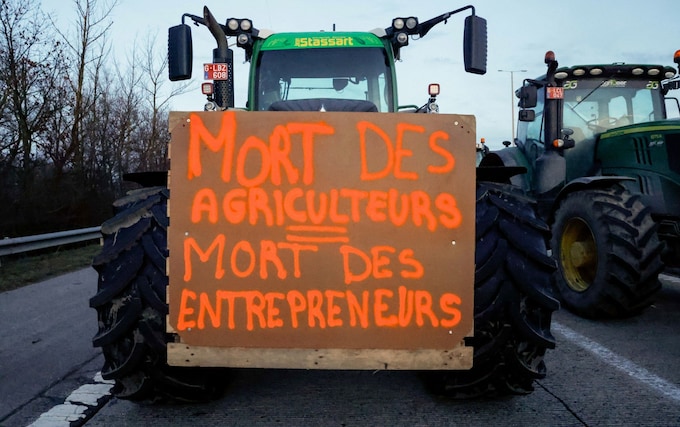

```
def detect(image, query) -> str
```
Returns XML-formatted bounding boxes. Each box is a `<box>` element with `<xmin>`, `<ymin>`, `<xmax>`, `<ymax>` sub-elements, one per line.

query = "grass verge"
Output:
<box><xmin>0</xmin><ymin>244</ymin><xmax>100</xmax><ymax>293</ymax></box>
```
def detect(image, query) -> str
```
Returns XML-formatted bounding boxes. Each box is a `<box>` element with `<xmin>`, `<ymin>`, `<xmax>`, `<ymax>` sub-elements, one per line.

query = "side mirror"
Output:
<box><xmin>518</xmin><ymin>85</ymin><xmax>537</xmax><ymax>108</ymax></box>
<box><xmin>463</xmin><ymin>15</ymin><xmax>487</xmax><ymax>75</ymax></box>
<box><xmin>519</xmin><ymin>109</ymin><xmax>535</xmax><ymax>122</ymax></box>
<box><xmin>333</xmin><ymin>78</ymin><xmax>349</xmax><ymax>91</ymax></box>
<box><xmin>168</xmin><ymin>24</ymin><xmax>193</xmax><ymax>81</ymax></box>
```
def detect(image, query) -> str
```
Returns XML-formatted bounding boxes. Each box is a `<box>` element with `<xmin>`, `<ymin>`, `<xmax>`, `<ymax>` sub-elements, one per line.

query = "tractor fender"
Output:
<box><xmin>550</xmin><ymin>175</ymin><xmax>635</xmax><ymax>222</ymax></box>
<box><xmin>478</xmin><ymin>147</ymin><xmax>532</xmax><ymax>190</ymax></box>
<box><xmin>123</xmin><ymin>171</ymin><xmax>168</xmax><ymax>187</ymax></box>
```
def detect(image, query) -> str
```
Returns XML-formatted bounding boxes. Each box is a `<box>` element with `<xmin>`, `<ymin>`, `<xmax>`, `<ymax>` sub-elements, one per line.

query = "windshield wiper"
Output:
<box><xmin>571</xmin><ymin>79</ymin><xmax>606</xmax><ymax>109</ymax></box>
<box><xmin>566</xmin><ymin>102</ymin><xmax>591</xmax><ymax>125</ymax></box>
<box><xmin>565</xmin><ymin>79</ymin><xmax>608</xmax><ymax>125</ymax></box>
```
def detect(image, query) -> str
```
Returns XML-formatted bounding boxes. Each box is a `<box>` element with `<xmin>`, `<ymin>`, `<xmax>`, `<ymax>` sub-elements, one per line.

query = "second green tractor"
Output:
<box><xmin>481</xmin><ymin>51</ymin><xmax>680</xmax><ymax>318</ymax></box>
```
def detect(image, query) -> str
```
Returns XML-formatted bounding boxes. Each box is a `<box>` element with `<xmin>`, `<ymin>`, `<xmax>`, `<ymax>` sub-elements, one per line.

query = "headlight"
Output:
<box><xmin>405</xmin><ymin>17</ymin><xmax>418</xmax><ymax>30</ymax></box>
<box><xmin>227</xmin><ymin>19</ymin><xmax>239</xmax><ymax>31</ymax></box>
<box><xmin>237</xmin><ymin>33</ymin><xmax>250</xmax><ymax>45</ymax></box>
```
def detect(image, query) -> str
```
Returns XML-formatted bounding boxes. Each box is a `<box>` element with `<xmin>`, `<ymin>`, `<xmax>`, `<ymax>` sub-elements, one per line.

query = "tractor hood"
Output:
<box><xmin>597</xmin><ymin>118</ymin><xmax>680</xmax><ymax>216</ymax></box>
<box><xmin>598</xmin><ymin>118</ymin><xmax>680</xmax><ymax>141</ymax></box>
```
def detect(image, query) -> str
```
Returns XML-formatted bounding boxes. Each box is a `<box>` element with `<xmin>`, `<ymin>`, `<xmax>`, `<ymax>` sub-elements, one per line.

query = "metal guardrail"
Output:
<box><xmin>0</xmin><ymin>227</ymin><xmax>102</xmax><ymax>258</ymax></box>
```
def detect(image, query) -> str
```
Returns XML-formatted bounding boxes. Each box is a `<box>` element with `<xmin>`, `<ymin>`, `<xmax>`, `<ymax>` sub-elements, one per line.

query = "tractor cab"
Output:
<box><xmin>251</xmin><ymin>32</ymin><xmax>396</xmax><ymax>112</ymax></box>
<box><xmin>169</xmin><ymin>6</ymin><xmax>488</xmax><ymax>112</ymax></box>
<box><xmin>515</xmin><ymin>61</ymin><xmax>677</xmax><ymax>184</ymax></box>
<box><xmin>517</xmin><ymin>63</ymin><xmax>675</xmax><ymax>182</ymax></box>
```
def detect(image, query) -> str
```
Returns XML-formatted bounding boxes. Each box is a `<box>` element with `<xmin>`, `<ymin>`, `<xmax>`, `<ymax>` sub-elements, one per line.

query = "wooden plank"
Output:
<box><xmin>168</xmin><ymin>343</ymin><xmax>472</xmax><ymax>370</ymax></box>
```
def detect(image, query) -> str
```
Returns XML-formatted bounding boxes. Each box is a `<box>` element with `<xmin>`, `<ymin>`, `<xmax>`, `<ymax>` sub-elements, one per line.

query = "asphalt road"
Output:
<box><xmin>2</xmin><ymin>269</ymin><xmax>679</xmax><ymax>426</ymax></box>
<box><xmin>0</xmin><ymin>268</ymin><xmax>101</xmax><ymax>426</ymax></box>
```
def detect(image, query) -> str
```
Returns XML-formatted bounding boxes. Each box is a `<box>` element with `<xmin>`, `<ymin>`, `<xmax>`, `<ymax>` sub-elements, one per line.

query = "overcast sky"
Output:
<box><xmin>43</xmin><ymin>0</ymin><xmax>680</xmax><ymax>149</ymax></box>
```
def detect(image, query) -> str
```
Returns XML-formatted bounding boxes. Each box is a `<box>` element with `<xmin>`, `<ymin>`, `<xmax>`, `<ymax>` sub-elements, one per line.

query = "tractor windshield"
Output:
<box><xmin>563</xmin><ymin>78</ymin><xmax>666</xmax><ymax>141</ymax></box>
<box><xmin>253</xmin><ymin>47</ymin><xmax>394</xmax><ymax>112</ymax></box>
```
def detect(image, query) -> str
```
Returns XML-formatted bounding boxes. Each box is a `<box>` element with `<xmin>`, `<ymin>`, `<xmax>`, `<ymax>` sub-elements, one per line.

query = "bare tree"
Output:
<box><xmin>134</xmin><ymin>34</ymin><xmax>191</xmax><ymax>172</ymax></box>
<box><xmin>50</xmin><ymin>0</ymin><xmax>117</xmax><ymax>177</ymax></box>
<box><xmin>0</xmin><ymin>0</ymin><xmax>69</xmax><ymax>235</ymax></box>
<box><xmin>100</xmin><ymin>47</ymin><xmax>144</xmax><ymax>195</ymax></box>
<box><xmin>0</xmin><ymin>0</ymin><xmax>63</xmax><ymax>187</ymax></box>
<box><xmin>0</xmin><ymin>0</ymin><xmax>195</xmax><ymax>235</ymax></box>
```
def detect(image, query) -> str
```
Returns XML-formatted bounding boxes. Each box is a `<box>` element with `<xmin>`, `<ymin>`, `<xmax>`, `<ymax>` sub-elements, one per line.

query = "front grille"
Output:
<box><xmin>634</xmin><ymin>136</ymin><xmax>653</xmax><ymax>165</ymax></box>
<box><xmin>637</xmin><ymin>174</ymin><xmax>653</xmax><ymax>195</ymax></box>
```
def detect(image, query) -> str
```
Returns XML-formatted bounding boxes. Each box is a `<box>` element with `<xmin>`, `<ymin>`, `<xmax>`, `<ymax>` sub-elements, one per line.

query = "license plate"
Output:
<box><xmin>546</xmin><ymin>87</ymin><xmax>564</xmax><ymax>99</ymax></box>
<box><xmin>204</xmin><ymin>63</ymin><xmax>229</xmax><ymax>81</ymax></box>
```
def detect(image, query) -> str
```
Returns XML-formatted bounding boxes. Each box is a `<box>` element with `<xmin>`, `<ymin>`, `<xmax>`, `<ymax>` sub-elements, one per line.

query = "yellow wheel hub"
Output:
<box><xmin>560</xmin><ymin>218</ymin><xmax>597</xmax><ymax>292</ymax></box>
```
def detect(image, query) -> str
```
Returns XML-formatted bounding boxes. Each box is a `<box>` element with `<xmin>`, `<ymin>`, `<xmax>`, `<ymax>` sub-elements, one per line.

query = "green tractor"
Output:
<box><xmin>480</xmin><ymin>50</ymin><xmax>680</xmax><ymax>318</ymax></box>
<box><xmin>89</xmin><ymin>6</ymin><xmax>559</xmax><ymax>401</ymax></box>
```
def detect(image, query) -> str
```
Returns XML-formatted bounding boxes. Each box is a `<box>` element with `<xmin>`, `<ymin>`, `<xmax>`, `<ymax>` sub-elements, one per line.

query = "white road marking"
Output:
<box><xmin>27</xmin><ymin>372</ymin><xmax>113</xmax><ymax>426</ymax></box>
<box><xmin>552</xmin><ymin>321</ymin><xmax>680</xmax><ymax>402</ymax></box>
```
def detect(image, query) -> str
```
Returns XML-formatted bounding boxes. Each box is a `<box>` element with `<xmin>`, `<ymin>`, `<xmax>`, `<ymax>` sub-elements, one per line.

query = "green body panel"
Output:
<box><xmin>596</xmin><ymin>119</ymin><xmax>680</xmax><ymax>218</ymax></box>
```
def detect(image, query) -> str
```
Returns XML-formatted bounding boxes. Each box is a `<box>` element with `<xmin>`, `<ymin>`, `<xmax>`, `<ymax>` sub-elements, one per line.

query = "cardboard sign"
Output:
<box><xmin>166</xmin><ymin>111</ymin><xmax>476</xmax><ymax>368</ymax></box>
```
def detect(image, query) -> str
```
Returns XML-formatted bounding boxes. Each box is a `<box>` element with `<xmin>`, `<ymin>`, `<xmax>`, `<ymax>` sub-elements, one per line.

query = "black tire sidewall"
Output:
<box><xmin>551</xmin><ymin>190</ymin><xmax>609</xmax><ymax>314</ymax></box>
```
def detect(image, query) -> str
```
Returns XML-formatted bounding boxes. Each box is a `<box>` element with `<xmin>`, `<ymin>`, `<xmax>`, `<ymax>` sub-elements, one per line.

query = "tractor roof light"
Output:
<box><xmin>632</xmin><ymin>67</ymin><xmax>644</xmax><ymax>76</ymax></box>
<box><xmin>554</xmin><ymin>71</ymin><xmax>568</xmax><ymax>79</ymax></box>
<box><xmin>405</xmin><ymin>17</ymin><xmax>418</xmax><ymax>30</ymax></box>
<box><xmin>429</xmin><ymin>83</ymin><xmax>440</xmax><ymax>96</ymax></box>
<box><xmin>392</xmin><ymin>17</ymin><xmax>418</xmax><ymax>33</ymax></box>
<box><xmin>544</xmin><ymin>50</ymin><xmax>555</xmax><ymax>63</ymax></box>
<box><xmin>240</xmin><ymin>19</ymin><xmax>252</xmax><ymax>31</ymax></box>
<box><xmin>396</xmin><ymin>32</ymin><xmax>408</xmax><ymax>45</ymax></box>
<box><xmin>227</xmin><ymin>18</ymin><xmax>239</xmax><ymax>31</ymax></box>
<box><xmin>573</xmin><ymin>68</ymin><xmax>586</xmax><ymax>77</ymax></box>
<box><xmin>589</xmin><ymin>68</ymin><xmax>603</xmax><ymax>76</ymax></box>
<box><xmin>226</xmin><ymin>18</ymin><xmax>253</xmax><ymax>34</ymax></box>
<box><xmin>201</xmin><ymin>82</ymin><xmax>214</xmax><ymax>95</ymax></box>
<box><xmin>665</xmin><ymin>70</ymin><xmax>676</xmax><ymax>79</ymax></box>
<box><xmin>674</xmin><ymin>49</ymin><xmax>680</xmax><ymax>65</ymax></box>
<box><xmin>647</xmin><ymin>68</ymin><xmax>660</xmax><ymax>76</ymax></box>
<box><xmin>237</xmin><ymin>33</ymin><xmax>251</xmax><ymax>46</ymax></box>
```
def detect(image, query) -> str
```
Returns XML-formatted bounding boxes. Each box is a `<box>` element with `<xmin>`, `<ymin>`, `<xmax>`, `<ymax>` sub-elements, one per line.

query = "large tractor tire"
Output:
<box><xmin>423</xmin><ymin>182</ymin><xmax>559</xmax><ymax>397</ymax></box>
<box><xmin>92</xmin><ymin>183</ymin><xmax>558</xmax><ymax>401</ymax></box>
<box><xmin>551</xmin><ymin>184</ymin><xmax>664</xmax><ymax>318</ymax></box>
<box><xmin>90</xmin><ymin>187</ymin><xmax>227</xmax><ymax>402</ymax></box>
